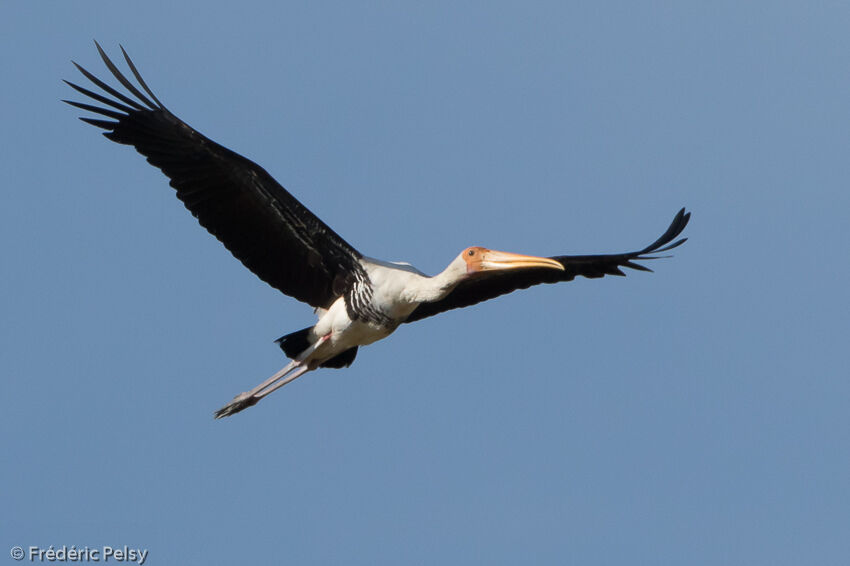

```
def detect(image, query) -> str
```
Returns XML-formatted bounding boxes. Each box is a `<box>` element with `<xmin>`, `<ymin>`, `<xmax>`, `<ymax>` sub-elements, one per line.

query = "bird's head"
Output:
<box><xmin>460</xmin><ymin>246</ymin><xmax>565</xmax><ymax>275</ymax></box>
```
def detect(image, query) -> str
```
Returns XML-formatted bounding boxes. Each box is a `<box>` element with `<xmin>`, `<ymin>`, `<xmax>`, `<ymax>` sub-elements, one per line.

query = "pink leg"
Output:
<box><xmin>254</xmin><ymin>364</ymin><xmax>313</xmax><ymax>399</ymax></box>
<box><xmin>214</xmin><ymin>333</ymin><xmax>331</xmax><ymax>419</ymax></box>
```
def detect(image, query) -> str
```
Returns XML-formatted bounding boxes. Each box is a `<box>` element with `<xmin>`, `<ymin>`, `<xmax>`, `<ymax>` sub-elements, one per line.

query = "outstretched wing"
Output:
<box><xmin>404</xmin><ymin>208</ymin><xmax>690</xmax><ymax>323</ymax></box>
<box><xmin>65</xmin><ymin>42</ymin><xmax>363</xmax><ymax>309</ymax></box>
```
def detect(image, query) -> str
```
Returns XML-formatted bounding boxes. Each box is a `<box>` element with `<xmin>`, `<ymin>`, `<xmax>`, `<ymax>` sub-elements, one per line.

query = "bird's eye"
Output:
<box><xmin>467</xmin><ymin>249</ymin><xmax>475</xmax><ymax>257</ymax></box>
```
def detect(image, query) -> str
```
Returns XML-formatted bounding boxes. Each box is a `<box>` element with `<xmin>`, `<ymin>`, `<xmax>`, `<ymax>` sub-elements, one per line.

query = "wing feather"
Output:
<box><xmin>65</xmin><ymin>42</ymin><xmax>363</xmax><ymax>309</ymax></box>
<box><xmin>404</xmin><ymin>209</ymin><xmax>690</xmax><ymax>323</ymax></box>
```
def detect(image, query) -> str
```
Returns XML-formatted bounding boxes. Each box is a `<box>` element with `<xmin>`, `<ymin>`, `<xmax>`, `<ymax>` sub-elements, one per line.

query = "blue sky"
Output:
<box><xmin>2</xmin><ymin>2</ymin><xmax>848</xmax><ymax>564</ymax></box>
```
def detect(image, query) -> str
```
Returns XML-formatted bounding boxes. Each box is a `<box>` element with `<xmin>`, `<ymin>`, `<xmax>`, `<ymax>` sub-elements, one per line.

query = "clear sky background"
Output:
<box><xmin>2</xmin><ymin>2</ymin><xmax>848</xmax><ymax>565</ymax></box>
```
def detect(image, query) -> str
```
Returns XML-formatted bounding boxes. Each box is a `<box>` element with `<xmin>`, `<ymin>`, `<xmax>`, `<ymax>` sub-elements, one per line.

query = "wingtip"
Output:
<box><xmin>93</xmin><ymin>40</ymin><xmax>108</xmax><ymax>63</ymax></box>
<box><xmin>670</xmin><ymin>208</ymin><xmax>691</xmax><ymax>237</ymax></box>
<box><xmin>78</xmin><ymin>116</ymin><xmax>117</xmax><ymax>130</ymax></box>
<box><xmin>94</xmin><ymin>40</ymin><xmax>113</xmax><ymax>67</ymax></box>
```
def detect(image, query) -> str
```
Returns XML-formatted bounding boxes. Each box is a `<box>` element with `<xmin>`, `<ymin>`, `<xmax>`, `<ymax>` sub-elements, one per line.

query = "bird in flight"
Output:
<box><xmin>65</xmin><ymin>43</ymin><xmax>690</xmax><ymax>418</ymax></box>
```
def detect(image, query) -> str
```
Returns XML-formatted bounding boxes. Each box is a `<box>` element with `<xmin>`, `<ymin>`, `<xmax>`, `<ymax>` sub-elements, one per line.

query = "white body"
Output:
<box><xmin>306</xmin><ymin>256</ymin><xmax>459</xmax><ymax>365</ymax></box>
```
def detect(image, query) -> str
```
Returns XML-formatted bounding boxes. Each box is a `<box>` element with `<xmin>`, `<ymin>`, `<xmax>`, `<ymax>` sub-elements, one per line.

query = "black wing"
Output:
<box><xmin>404</xmin><ymin>208</ymin><xmax>690</xmax><ymax>323</ymax></box>
<box><xmin>64</xmin><ymin>42</ymin><xmax>364</xmax><ymax>310</ymax></box>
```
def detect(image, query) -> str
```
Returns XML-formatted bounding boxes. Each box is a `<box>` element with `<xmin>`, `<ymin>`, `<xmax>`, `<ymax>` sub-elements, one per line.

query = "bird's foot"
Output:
<box><xmin>214</xmin><ymin>392</ymin><xmax>258</xmax><ymax>419</ymax></box>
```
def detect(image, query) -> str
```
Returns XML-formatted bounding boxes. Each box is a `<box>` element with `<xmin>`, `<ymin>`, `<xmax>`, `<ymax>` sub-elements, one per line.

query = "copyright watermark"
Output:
<box><xmin>10</xmin><ymin>546</ymin><xmax>148</xmax><ymax>564</ymax></box>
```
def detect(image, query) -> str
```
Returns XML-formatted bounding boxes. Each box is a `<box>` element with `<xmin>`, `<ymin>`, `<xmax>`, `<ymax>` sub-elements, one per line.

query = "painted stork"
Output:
<box><xmin>65</xmin><ymin>44</ymin><xmax>691</xmax><ymax>418</ymax></box>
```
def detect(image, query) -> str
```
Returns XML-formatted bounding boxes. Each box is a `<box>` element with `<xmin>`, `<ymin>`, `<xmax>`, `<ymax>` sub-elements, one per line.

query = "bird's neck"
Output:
<box><xmin>409</xmin><ymin>257</ymin><xmax>467</xmax><ymax>303</ymax></box>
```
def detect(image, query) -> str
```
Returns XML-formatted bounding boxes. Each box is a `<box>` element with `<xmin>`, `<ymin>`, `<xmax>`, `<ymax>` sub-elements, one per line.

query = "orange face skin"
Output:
<box><xmin>461</xmin><ymin>246</ymin><xmax>488</xmax><ymax>273</ymax></box>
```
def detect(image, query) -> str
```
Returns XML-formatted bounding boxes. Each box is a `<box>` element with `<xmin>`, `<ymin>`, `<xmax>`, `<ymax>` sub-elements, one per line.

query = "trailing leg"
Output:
<box><xmin>214</xmin><ymin>333</ymin><xmax>330</xmax><ymax>419</ymax></box>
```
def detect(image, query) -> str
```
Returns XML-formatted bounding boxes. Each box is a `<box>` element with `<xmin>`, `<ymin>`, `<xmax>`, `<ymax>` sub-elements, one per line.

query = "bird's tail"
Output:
<box><xmin>275</xmin><ymin>327</ymin><xmax>313</xmax><ymax>359</ymax></box>
<box><xmin>274</xmin><ymin>327</ymin><xmax>358</xmax><ymax>369</ymax></box>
